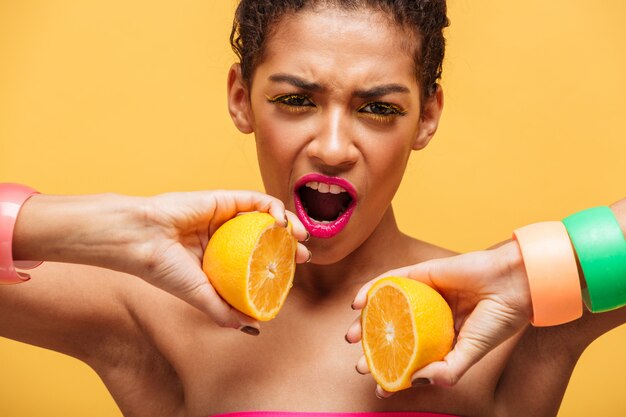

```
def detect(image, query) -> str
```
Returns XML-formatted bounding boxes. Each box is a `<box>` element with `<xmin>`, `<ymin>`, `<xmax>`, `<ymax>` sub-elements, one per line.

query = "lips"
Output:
<box><xmin>294</xmin><ymin>173</ymin><xmax>357</xmax><ymax>239</ymax></box>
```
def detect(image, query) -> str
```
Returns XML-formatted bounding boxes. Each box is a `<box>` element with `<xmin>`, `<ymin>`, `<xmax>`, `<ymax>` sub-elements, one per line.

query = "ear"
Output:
<box><xmin>227</xmin><ymin>63</ymin><xmax>254</xmax><ymax>134</ymax></box>
<box><xmin>412</xmin><ymin>84</ymin><xmax>444</xmax><ymax>150</ymax></box>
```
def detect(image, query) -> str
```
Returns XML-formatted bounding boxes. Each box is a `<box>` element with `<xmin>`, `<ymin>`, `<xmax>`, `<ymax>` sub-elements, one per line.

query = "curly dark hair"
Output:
<box><xmin>230</xmin><ymin>0</ymin><xmax>449</xmax><ymax>100</ymax></box>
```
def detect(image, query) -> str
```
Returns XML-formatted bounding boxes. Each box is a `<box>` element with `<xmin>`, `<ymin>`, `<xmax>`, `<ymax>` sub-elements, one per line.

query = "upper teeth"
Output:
<box><xmin>305</xmin><ymin>181</ymin><xmax>346</xmax><ymax>194</ymax></box>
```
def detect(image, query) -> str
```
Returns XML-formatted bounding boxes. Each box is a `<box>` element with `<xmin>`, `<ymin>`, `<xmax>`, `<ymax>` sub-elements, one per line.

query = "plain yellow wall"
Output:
<box><xmin>1</xmin><ymin>1</ymin><xmax>625</xmax><ymax>416</ymax></box>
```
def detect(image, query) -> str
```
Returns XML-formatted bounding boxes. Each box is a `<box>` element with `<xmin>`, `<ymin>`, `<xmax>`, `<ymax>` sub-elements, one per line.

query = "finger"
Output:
<box><xmin>405</xmin><ymin>251</ymin><xmax>496</xmax><ymax>290</ymax></box>
<box><xmin>355</xmin><ymin>355</ymin><xmax>370</xmax><ymax>375</ymax></box>
<box><xmin>268</xmin><ymin>203</ymin><xmax>288</xmax><ymax>227</ymax></box>
<box><xmin>351</xmin><ymin>265</ymin><xmax>415</xmax><ymax>310</ymax></box>
<box><xmin>285</xmin><ymin>211</ymin><xmax>310</xmax><ymax>264</ymax></box>
<box><xmin>375</xmin><ymin>385</ymin><xmax>394</xmax><ymax>399</ymax></box>
<box><xmin>410</xmin><ymin>300</ymin><xmax>526</xmax><ymax>387</ymax></box>
<box><xmin>409</xmin><ymin>359</ymin><xmax>454</xmax><ymax>387</ymax></box>
<box><xmin>178</xmin><ymin>272</ymin><xmax>260</xmax><ymax>331</ymax></box>
<box><xmin>233</xmin><ymin>190</ymin><xmax>287</xmax><ymax>225</ymax></box>
<box><xmin>207</xmin><ymin>191</ymin><xmax>286</xmax><ymax>234</ymax></box>
<box><xmin>404</xmin><ymin>257</ymin><xmax>468</xmax><ymax>288</ymax></box>
<box><xmin>408</xmin><ymin>338</ymin><xmax>478</xmax><ymax>387</ymax></box>
<box><xmin>345</xmin><ymin>315</ymin><xmax>362</xmax><ymax>343</ymax></box>
<box><xmin>232</xmin><ymin>309</ymin><xmax>262</xmax><ymax>334</ymax></box>
<box><xmin>285</xmin><ymin>211</ymin><xmax>307</xmax><ymax>241</ymax></box>
<box><xmin>179</xmin><ymin>281</ymin><xmax>243</xmax><ymax>327</ymax></box>
<box><xmin>295</xmin><ymin>243</ymin><xmax>312</xmax><ymax>264</ymax></box>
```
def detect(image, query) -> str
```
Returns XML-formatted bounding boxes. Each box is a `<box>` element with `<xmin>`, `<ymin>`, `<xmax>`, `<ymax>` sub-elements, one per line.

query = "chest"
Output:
<box><xmin>166</xmin><ymin>307</ymin><xmax>498</xmax><ymax>416</ymax></box>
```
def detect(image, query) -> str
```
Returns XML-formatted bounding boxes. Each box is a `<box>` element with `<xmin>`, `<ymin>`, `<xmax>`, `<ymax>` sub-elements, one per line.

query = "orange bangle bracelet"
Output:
<box><xmin>513</xmin><ymin>221</ymin><xmax>583</xmax><ymax>326</ymax></box>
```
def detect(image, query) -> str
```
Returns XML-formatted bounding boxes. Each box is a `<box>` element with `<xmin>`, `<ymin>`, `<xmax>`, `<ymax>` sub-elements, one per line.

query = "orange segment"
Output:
<box><xmin>202</xmin><ymin>212</ymin><xmax>297</xmax><ymax>321</ymax></box>
<box><xmin>361</xmin><ymin>277</ymin><xmax>454</xmax><ymax>392</ymax></box>
<box><xmin>365</xmin><ymin>285</ymin><xmax>416</xmax><ymax>383</ymax></box>
<box><xmin>248</xmin><ymin>226</ymin><xmax>296</xmax><ymax>318</ymax></box>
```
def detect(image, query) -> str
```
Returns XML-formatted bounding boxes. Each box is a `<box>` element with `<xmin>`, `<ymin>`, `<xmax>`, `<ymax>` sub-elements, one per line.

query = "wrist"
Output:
<box><xmin>563</xmin><ymin>206</ymin><xmax>626</xmax><ymax>312</ymax></box>
<box><xmin>0</xmin><ymin>183</ymin><xmax>41</xmax><ymax>283</ymax></box>
<box><xmin>609</xmin><ymin>199</ymin><xmax>626</xmax><ymax>236</ymax></box>
<box><xmin>13</xmin><ymin>193</ymin><xmax>148</xmax><ymax>274</ymax></box>
<box><xmin>494</xmin><ymin>240</ymin><xmax>533</xmax><ymax>320</ymax></box>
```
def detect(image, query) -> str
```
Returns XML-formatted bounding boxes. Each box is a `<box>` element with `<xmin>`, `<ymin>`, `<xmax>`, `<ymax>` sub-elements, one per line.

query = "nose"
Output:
<box><xmin>306</xmin><ymin>107</ymin><xmax>359</xmax><ymax>170</ymax></box>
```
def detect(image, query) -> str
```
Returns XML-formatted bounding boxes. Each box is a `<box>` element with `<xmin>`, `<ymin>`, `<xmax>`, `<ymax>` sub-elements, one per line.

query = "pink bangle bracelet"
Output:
<box><xmin>0</xmin><ymin>183</ymin><xmax>43</xmax><ymax>284</ymax></box>
<box><xmin>513</xmin><ymin>221</ymin><xmax>583</xmax><ymax>326</ymax></box>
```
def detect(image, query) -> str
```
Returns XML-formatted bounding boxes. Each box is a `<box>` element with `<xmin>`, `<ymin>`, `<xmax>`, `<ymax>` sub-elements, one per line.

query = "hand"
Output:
<box><xmin>14</xmin><ymin>190</ymin><xmax>309</xmax><ymax>332</ymax></box>
<box><xmin>346</xmin><ymin>241</ymin><xmax>532</xmax><ymax>396</ymax></box>
<box><xmin>128</xmin><ymin>190</ymin><xmax>310</xmax><ymax>331</ymax></box>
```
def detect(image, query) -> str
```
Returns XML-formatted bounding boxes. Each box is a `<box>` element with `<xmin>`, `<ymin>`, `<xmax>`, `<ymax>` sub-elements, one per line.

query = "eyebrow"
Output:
<box><xmin>268</xmin><ymin>73</ymin><xmax>411</xmax><ymax>98</ymax></box>
<box><xmin>268</xmin><ymin>74</ymin><xmax>323</xmax><ymax>92</ymax></box>
<box><xmin>354</xmin><ymin>84</ymin><xmax>411</xmax><ymax>99</ymax></box>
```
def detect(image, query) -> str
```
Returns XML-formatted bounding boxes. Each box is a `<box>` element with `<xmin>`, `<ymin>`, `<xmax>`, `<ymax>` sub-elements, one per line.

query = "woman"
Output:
<box><xmin>2</xmin><ymin>1</ymin><xmax>625</xmax><ymax>416</ymax></box>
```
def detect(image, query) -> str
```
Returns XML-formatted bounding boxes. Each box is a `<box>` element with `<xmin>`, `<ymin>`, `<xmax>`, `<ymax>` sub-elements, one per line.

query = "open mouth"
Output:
<box><xmin>294</xmin><ymin>174</ymin><xmax>357</xmax><ymax>239</ymax></box>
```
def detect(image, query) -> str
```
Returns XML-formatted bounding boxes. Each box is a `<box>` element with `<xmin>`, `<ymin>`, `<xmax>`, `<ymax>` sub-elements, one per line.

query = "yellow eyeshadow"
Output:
<box><xmin>358</xmin><ymin>112</ymin><xmax>399</xmax><ymax>124</ymax></box>
<box><xmin>266</xmin><ymin>94</ymin><xmax>315</xmax><ymax>114</ymax></box>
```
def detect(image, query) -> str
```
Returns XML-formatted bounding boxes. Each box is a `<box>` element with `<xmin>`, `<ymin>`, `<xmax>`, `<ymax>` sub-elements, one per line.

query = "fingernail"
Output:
<box><xmin>350</xmin><ymin>301</ymin><xmax>356</xmax><ymax>310</ymax></box>
<box><xmin>306</xmin><ymin>250</ymin><xmax>313</xmax><ymax>263</ymax></box>
<box><xmin>355</xmin><ymin>364</ymin><xmax>366</xmax><ymax>375</ymax></box>
<box><xmin>344</xmin><ymin>333</ymin><xmax>351</xmax><ymax>343</ymax></box>
<box><xmin>240</xmin><ymin>326</ymin><xmax>260</xmax><ymax>336</ymax></box>
<box><xmin>411</xmin><ymin>378</ymin><xmax>431</xmax><ymax>386</ymax></box>
<box><xmin>303</xmin><ymin>231</ymin><xmax>310</xmax><ymax>242</ymax></box>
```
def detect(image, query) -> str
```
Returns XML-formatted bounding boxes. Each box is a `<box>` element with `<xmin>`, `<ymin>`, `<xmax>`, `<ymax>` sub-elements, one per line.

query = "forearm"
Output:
<box><xmin>491</xmin><ymin>197</ymin><xmax>626</xmax><ymax>293</ymax></box>
<box><xmin>565</xmin><ymin>197</ymin><xmax>626</xmax><ymax>343</ymax></box>
<box><xmin>3</xmin><ymin>193</ymin><xmax>156</xmax><ymax>355</ymax></box>
<box><xmin>12</xmin><ymin>193</ymin><xmax>150</xmax><ymax>276</ymax></box>
<box><xmin>3</xmin><ymin>188</ymin><xmax>295</xmax><ymax>334</ymax></box>
<box><xmin>501</xmin><ymin>197</ymin><xmax>626</xmax><ymax>347</ymax></box>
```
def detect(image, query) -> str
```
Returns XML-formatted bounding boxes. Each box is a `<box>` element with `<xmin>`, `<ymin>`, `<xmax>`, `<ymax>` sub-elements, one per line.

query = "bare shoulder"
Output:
<box><xmin>400</xmin><ymin>232</ymin><xmax>459</xmax><ymax>263</ymax></box>
<box><xmin>0</xmin><ymin>262</ymin><xmax>188</xmax><ymax>415</ymax></box>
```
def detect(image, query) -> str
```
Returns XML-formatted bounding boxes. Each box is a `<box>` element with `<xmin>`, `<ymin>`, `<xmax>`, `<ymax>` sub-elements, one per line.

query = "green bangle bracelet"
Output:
<box><xmin>563</xmin><ymin>206</ymin><xmax>626</xmax><ymax>312</ymax></box>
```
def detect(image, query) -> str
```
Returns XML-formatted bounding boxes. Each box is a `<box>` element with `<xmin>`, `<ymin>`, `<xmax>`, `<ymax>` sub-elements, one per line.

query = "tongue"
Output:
<box><xmin>299</xmin><ymin>187</ymin><xmax>351</xmax><ymax>221</ymax></box>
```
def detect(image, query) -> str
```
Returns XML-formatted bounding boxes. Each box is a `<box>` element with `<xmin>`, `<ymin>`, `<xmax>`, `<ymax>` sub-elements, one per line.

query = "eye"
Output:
<box><xmin>267</xmin><ymin>94</ymin><xmax>315</xmax><ymax>112</ymax></box>
<box><xmin>358</xmin><ymin>102</ymin><xmax>406</xmax><ymax>116</ymax></box>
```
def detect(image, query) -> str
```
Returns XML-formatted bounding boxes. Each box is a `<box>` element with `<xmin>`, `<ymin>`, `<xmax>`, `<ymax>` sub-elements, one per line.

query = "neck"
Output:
<box><xmin>293</xmin><ymin>207</ymin><xmax>412</xmax><ymax>301</ymax></box>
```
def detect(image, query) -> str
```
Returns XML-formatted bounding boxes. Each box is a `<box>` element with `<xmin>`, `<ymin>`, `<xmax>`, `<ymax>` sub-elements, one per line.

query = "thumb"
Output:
<box><xmin>180</xmin><ymin>278</ymin><xmax>260</xmax><ymax>331</ymax></box>
<box><xmin>146</xmin><ymin>245</ymin><xmax>260</xmax><ymax>332</ymax></box>
<box><xmin>409</xmin><ymin>337</ymin><xmax>486</xmax><ymax>387</ymax></box>
<box><xmin>351</xmin><ymin>265</ymin><xmax>416</xmax><ymax>310</ymax></box>
<box><xmin>410</xmin><ymin>298</ymin><xmax>527</xmax><ymax>387</ymax></box>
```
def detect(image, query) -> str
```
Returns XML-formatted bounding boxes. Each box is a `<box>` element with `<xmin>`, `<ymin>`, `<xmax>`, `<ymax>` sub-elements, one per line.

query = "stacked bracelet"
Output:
<box><xmin>0</xmin><ymin>183</ymin><xmax>42</xmax><ymax>284</ymax></box>
<box><xmin>513</xmin><ymin>221</ymin><xmax>583</xmax><ymax>326</ymax></box>
<box><xmin>563</xmin><ymin>206</ymin><xmax>626</xmax><ymax>312</ymax></box>
<box><xmin>514</xmin><ymin>206</ymin><xmax>626</xmax><ymax>325</ymax></box>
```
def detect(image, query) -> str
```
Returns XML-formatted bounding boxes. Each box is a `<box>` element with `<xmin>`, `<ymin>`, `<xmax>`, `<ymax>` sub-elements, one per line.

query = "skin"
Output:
<box><xmin>2</xmin><ymin>5</ymin><xmax>626</xmax><ymax>417</ymax></box>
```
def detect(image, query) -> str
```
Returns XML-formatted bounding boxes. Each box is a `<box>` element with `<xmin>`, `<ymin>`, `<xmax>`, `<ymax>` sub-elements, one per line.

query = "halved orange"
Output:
<box><xmin>202</xmin><ymin>212</ymin><xmax>297</xmax><ymax>321</ymax></box>
<box><xmin>361</xmin><ymin>276</ymin><xmax>454</xmax><ymax>391</ymax></box>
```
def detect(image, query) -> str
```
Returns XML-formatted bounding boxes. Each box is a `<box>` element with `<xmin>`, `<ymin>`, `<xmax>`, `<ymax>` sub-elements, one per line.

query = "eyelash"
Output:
<box><xmin>266</xmin><ymin>94</ymin><xmax>315</xmax><ymax>114</ymax></box>
<box><xmin>357</xmin><ymin>102</ymin><xmax>407</xmax><ymax>123</ymax></box>
<box><xmin>266</xmin><ymin>94</ymin><xmax>407</xmax><ymax>121</ymax></box>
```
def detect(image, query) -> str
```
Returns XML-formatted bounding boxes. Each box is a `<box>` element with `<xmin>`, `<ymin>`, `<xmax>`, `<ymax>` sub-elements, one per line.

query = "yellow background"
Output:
<box><xmin>1</xmin><ymin>1</ymin><xmax>625</xmax><ymax>416</ymax></box>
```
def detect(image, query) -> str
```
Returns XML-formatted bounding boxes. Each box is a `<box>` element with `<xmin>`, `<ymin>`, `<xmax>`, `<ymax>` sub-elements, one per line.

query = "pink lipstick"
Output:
<box><xmin>294</xmin><ymin>173</ymin><xmax>357</xmax><ymax>239</ymax></box>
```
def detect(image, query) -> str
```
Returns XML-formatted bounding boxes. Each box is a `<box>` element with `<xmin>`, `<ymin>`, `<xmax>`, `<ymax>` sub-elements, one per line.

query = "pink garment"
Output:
<box><xmin>212</xmin><ymin>412</ymin><xmax>460</xmax><ymax>417</ymax></box>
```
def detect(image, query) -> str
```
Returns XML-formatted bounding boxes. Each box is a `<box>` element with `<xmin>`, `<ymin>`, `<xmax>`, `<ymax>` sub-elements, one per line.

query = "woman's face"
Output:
<box><xmin>228</xmin><ymin>6</ymin><xmax>442</xmax><ymax>264</ymax></box>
